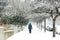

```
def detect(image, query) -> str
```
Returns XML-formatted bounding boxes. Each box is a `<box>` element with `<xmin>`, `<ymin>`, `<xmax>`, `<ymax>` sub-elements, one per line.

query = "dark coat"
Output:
<box><xmin>28</xmin><ymin>23</ymin><xmax>32</xmax><ymax>30</ymax></box>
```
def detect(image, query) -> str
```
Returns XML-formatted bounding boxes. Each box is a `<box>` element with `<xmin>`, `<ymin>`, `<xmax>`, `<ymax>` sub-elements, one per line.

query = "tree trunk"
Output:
<box><xmin>53</xmin><ymin>15</ymin><xmax>58</xmax><ymax>37</ymax></box>
<box><xmin>41</xmin><ymin>22</ymin><xmax>42</xmax><ymax>31</ymax></box>
<box><xmin>44</xmin><ymin>18</ymin><xmax>46</xmax><ymax>32</ymax></box>
<box><xmin>50</xmin><ymin>9</ymin><xmax>58</xmax><ymax>37</ymax></box>
<box><xmin>53</xmin><ymin>19</ymin><xmax>56</xmax><ymax>37</ymax></box>
<box><xmin>37</xmin><ymin>22</ymin><xmax>39</xmax><ymax>28</ymax></box>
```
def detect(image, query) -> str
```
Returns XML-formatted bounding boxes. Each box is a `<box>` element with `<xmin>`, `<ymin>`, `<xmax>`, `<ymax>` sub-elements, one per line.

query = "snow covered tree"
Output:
<box><xmin>30</xmin><ymin>0</ymin><xmax>60</xmax><ymax>37</ymax></box>
<box><xmin>9</xmin><ymin>15</ymin><xmax>29</xmax><ymax>30</ymax></box>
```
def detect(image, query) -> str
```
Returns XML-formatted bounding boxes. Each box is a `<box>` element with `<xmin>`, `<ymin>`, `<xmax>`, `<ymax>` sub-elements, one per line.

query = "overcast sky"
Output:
<box><xmin>20</xmin><ymin>0</ymin><xmax>25</xmax><ymax>2</ymax></box>
<box><xmin>20</xmin><ymin>0</ymin><xmax>34</xmax><ymax>2</ymax></box>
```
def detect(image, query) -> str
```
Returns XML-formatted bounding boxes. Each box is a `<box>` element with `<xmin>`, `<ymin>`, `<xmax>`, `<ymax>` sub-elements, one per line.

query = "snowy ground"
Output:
<box><xmin>7</xmin><ymin>22</ymin><xmax>60</xmax><ymax>40</ymax></box>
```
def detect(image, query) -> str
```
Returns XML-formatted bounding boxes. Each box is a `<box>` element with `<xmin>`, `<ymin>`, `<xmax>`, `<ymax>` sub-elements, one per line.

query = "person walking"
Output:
<box><xmin>28</xmin><ymin>23</ymin><xmax>32</xmax><ymax>33</ymax></box>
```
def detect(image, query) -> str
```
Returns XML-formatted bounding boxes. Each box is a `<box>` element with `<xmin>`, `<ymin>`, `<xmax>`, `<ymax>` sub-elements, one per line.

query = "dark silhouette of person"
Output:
<box><xmin>28</xmin><ymin>23</ymin><xmax>32</xmax><ymax>33</ymax></box>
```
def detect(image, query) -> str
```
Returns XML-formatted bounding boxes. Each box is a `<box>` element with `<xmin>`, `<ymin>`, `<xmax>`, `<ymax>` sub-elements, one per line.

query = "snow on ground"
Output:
<box><xmin>7</xmin><ymin>22</ymin><xmax>60</xmax><ymax>40</ymax></box>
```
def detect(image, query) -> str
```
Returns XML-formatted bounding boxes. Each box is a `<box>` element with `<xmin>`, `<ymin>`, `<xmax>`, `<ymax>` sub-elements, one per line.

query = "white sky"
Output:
<box><xmin>20</xmin><ymin>0</ymin><xmax>34</xmax><ymax>2</ymax></box>
<box><xmin>20</xmin><ymin>0</ymin><xmax>25</xmax><ymax>2</ymax></box>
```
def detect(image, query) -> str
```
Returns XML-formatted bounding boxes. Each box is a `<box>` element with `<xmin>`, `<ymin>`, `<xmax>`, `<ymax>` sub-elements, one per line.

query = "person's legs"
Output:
<box><xmin>29</xmin><ymin>29</ymin><xmax>31</xmax><ymax>33</ymax></box>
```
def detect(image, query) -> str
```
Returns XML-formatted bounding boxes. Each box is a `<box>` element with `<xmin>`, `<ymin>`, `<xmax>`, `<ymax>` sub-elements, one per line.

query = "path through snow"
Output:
<box><xmin>7</xmin><ymin>22</ymin><xmax>60</xmax><ymax>40</ymax></box>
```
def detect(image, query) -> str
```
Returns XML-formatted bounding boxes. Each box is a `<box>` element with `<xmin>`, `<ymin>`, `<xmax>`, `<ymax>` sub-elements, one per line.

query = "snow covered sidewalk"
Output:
<box><xmin>7</xmin><ymin>23</ymin><xmax>60</xmax><ymax>40</ymax></box>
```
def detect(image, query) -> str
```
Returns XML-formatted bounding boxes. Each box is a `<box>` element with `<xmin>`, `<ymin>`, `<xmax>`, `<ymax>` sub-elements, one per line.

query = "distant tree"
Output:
<box><xmin>9</xmin><ymin>16</ymin><xmax>28</xmax><ymax>25</ymax></box>
<box><xmin>1</xmin><ymin>15</ymin><xmax>29</xmax><ymax>30</ymax></box>
<box><xmin>1</xmin><ymin>16</ymin><xmax>10</xmax><ymax>24</ymax></box>
<box><xmin>9</xmin><ymin>15</ymin><xmax>29</xmax><ymax>30</ymax></box>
